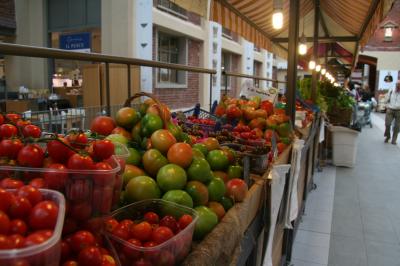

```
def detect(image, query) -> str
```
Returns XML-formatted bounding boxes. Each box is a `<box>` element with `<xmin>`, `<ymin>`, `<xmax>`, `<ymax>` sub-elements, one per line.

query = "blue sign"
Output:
<box><xmin>59</xmin><ymin>32</ymin><xmax>91</xmax><ymax>51</ymax></box>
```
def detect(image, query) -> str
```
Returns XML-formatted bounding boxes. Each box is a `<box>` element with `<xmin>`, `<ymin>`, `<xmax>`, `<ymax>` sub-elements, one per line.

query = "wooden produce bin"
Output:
<box><xmin>82</xmin><ymin>64</ymin><xmax>140</xmax><ymax>108</ymax></box>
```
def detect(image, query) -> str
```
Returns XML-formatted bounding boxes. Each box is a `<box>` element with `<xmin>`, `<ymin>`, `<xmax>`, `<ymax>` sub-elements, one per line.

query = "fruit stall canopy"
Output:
<box><xmin>174</xmin><ymin>0</ymin><xmax>395</xmax><ymax>66</ymax></box>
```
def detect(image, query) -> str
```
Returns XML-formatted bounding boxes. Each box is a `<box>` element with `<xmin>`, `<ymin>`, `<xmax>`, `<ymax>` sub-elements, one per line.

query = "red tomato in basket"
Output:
<box><xmin>93</xmin><ymin>162</ymin><xmax>114</xmax><ymax>186</ymax></box>
<box><xmin>144</xmin><ymin>211</ymin><xmax>159</xmax><ymax>225</ymax></box>
<box><xmin>130</xmin><ymin>221</ymin><xmax>152</xmax><ymax>242</ymax></box>
<box><xmin>29</xmin><ymin>200</ymin><xmax>59</xmax><ymax>230</ymax></box>
<box><xmin>0</xmin><ymin>210</ymin><xmax>10</xmax><ymax>234</ymax></box>
<box><xmin>9</xmin><ymin>196</ymin><xmax>32</xmax><ymax>219</ymax></box>
<box><xmin>9</xmin><ymin>219</ymin><xmax>27</xmax><ymax>235</ymax></box>
<box><xmin>178</xmin><ymin>214</ymin><xmax>193</xmax><ymax>230</ymax></box>
<box><xmin>69</xmin><ymin>201</ymin><xmax>92</xmax><ymax>221</ymax></box>
<box><xmin>143</xmin><ymin>241</ymin><xmax>160</xmax><ymax>261</ymax></box>
<box><xmin>9</xmin><ymin>234</ymin><xmax>25</xmax><ymax>248</ymax></box>
<box><xmin>67</xmin><ymin>132</ymin><xmax>88</xmax><ymax>149</ymax></box>
<box><xmin>47</xmin><ymin>137</ymin><xmax>75</xmax><ymax>163</ymax></box>
<box><xmin>67</xmin><ymin>154</ymin><xmax>94</xmax><ymax>170</ymax></box>
<box><xmin>23</xmin><ymin>230</ymin><xmax>53</xmax><ymax>247</ymax></box>
<box><xmin>151</xmin><ymin>226</ymin><xmax>174</xmax><ymax>244</ymax></box>
<box><xmin>0</xmin><ymin>114</ymin><xmax>3</xmax><ymax>125</ymax></box>
<box><xmin>104</xmin><ymin>218</ymin><xmax>119</xmax><ymax>233</ymax></box>
<box><xmin>0</xmin><ymin>188</ymin><xmax>14</xmax><ymax>212</ymax></box>
<box><xmin>93</xmin><ymin>140</ymin><xmax>115</xmax><ymax>160</ymax></box>
<box><xmin>61</xmin><ymin>240</ymin><xmax>71</xmax><ymax>261</ymax></box>
<box><xmin>78</xmin><ymin>246</ymin><xmax>103</xmax><ymax>266</ymax></box>
<box><xmin>17</xmin><ymin>185</ymin><xmax>43</xmax><ymax>206</ymax></box>
<box><xmin>111</xmin><ymin>225</ymin><xmax>130</xmax><ymax>240</ymax></box>
<box><xmin>0</xmin><ymin>234</ymin><xmax>12</xmax><ymax>249</ymax></box>
<box><xmin>0</xmin><ymin>139</ymin><xmax>23</xmax><ymax>159</ymax></box>
<box><xmin>43</xmin><ymin>163</ymin><xmax>68</xmax><ymax>190</ymax></box>
<box><xmin>66</xmin><ymin>178</ymin><xmax>92</xmax><ymax>202</ymax></box>
<box><xmin>90</xmin><ymin>116</ymin><xmax>116</xmax><ymax>136</ymax></box>
<box><xmin>5</xmin><ymin>114</ymin><xmax>21</xmax><ymax>123</ymax></box>
<box><xmin>22</xmin><ymin>125</ymin><xmax>42</xmax><ymax>138</ymax></box>
<box><xmin>28</xmin><ymin>178</ymin><xmax>47</xmax><ymax>189</ymax></box>
<box><xmin>122</xmin><ymin>238</ymin><xmax>142</xmax><ymax>260</ymax></box>
<box><xmin>119</xmin><ymin>219</ymin><xmax>135</xmax><ymax>230</ymax></box>
<box><xmin>92</xmin><ymin>186</ymin><xmax>113</xmax><ymax>215</ymax></box>
<box><xmin>157</xmin><ymin>250</ymin><xmax>176</xmax><ymax>266</ymax></box>
<box><xmin>159</xmin><ymin>215</ymin><xmax>179</xmax><ymax>233</ymax></box>
<box><xmin>62</xmin><ymin>261</ymin><xmax>78</xmax><ymax>266</ymax></box>
<box><xmin>0</xmin><ymin>124</ymin><xmax>18</xmax><ymax>139</ymax></box>
<box><xmin>71</xmin><ymin>230</ymin><xmax>97</xmax><ymax>253</ymax></box>
<box><xmin>133</xmin><ymin>258</ymin><xmax>153</xmax><ymax>266</ymax></box>
<box><xmin>62</xmin><ymin>218</ymin><xmax>77</xmax><ymax>236</ymax></box>
<box><xmin>17</xmin><ymin>144</ymin><xmax>44</xmax><ymax>168</ymax></box>
<box><xmin>101</xmin><ymin>254</ymin><xmax>117</xmax><ymax>266</ymax></box>
<box><xmin>0</xmin><ymin>178</ymin><xmax>24</xmax><ymax>189</ymax></box>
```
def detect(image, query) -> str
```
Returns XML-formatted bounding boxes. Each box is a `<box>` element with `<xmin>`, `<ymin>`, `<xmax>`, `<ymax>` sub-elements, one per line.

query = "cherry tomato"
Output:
<box><xmin>65</xmin><ymin>179</ymin><xmax>92</xmax><ymax>202</ymax></box>
<box><xmin>9</xmin><ymin>196</ymin><xmax>32</xmax><ymax>219</ymax></box>
<box><xmin>92</xmin><ymin>186</ymin><xmax>113</xmax><ymax>215</ymax></box>
<box><xmin>0</xmin><ymin>114</ymin><xmax>4</xmax><ymax>125</ymax></box>
<box><xmin>9</xmin><ymin>219</ymin><xmax>27</xmax><ymax>235</ymax></box>
<box><xmin>69</xmin><ymin>201</ymin><xmax>92</xmax><ymax>222</ymax></box>
<box><xmin>151</xmin><ymin>226</ymin><xmax>174</xmax><ymax>244</ymax></box>
<box><xmin>23</xmin><ymin>230</ymin><xmax>52</xmax><ymax>247</ymax></box>
<box><xmin>104</xmin><ymin>218</ymin><xmax>119</xmax><ymax>233</ymax></box>
<box><xmin>71</xmin><ymin>230</ymin><xmax>96</xmax><ymax>253</ymax></box>
<box><xmin>130</xmin><ymin>221</ymin><xmax>152</xmax><ymax>242</ymax></box>
<box><xmin>111</xmin><ymin>225</ymin><xmax>130</xmax><ymax>240</ymax></box>
<box><xmin>144</xmin><ymin>212</ymin><xmax>159</xmax><ymax>224</ymax></box>
<box><xmin>29</xmin><ymin>200</ymin><xmax>58</xmax><ymax>230</ymax></box>
<box><xmin>0</xmin><ymin>234</ymin><xmax>12</xmax><ymax>249</ymax></box>
<box><xmin>93</xmin><ymin>162</ymin><xmax>114</xmax><ymax>186</ymax></box>
<box><xmin>9</xmin><ymin>234</ymin><xmax>25</xmax><ymax>248</ymax></box>
<box><xmin>47</xmin><ymin>138</ymin><xmax>75</xmax><ymax>163</ymax></box>
<box><xmin>78</xmin><ymin>246</ymin><xmax>102</xmax><ymax>266</ymax></box>
<box><xmin>119</xmin><ymin>219</ymin><xmax>134</xmax><ymax>230</ymax></box>
<box><xmin>67</xmin><ymin>154</ymin><xmax>94</xmax><ymax>170</ymax></box>
<box><xmin>93</xmin><ymin>140</ymin><xmax>115</xmax><ymax>160</ymax></box>
<box><xmin>178</xmin><ymin>214</ymin><xmax>193</xmax><ymax>230</ymax></box>
<box><xmin>43</xmin><ymin>163</ymin><xmax>68</xmax><ymax>190</ymax></box>
<box><xmin>67</xmin><ymin>132</ymin><xmax>88</xmax><ymax>149</ymax></box>
<box><xmin>62</xmin><ymin>261</ymin><xmax>78</xmax><ymax>266</ymax></box>
<box><xmin>0</xmin><ymin>188</ymin><xmax>14</xmax><ymax>211</ymax></box>
<box><xmin>5</xmin><ymin>114</ymin><xmax>21</xmax><ymax>123</ymax></box>
<box><xmin>133</xmin><ymin>258</ymin><xmax>153</xmax><ymax>266</ymax></box>
<box><xmin>22</xmin><ymin>125</ymin><xmax>42</xmax><ymax>138</ymax></box>
<box><xmin>0</xmin><ymin>139</ymin><xmax>23</xmax><ymax>159</ymax></box>
<box><xmin>101</xmin><ymin>254</ymin><xmax>117</xmax><ymax>266</ymax></box>
<box><xmin>17</xmin><ymin>144</ymin><xmax>44</xmax><ymax>168</ymax></box>
<box><xmin>62</xmin><ymin>218</ymin><xmax>77</xmax><ymax>235</ymax></box>
<box><xmin>17</xmin><ymin>185</ymin><xmax>43</xmax><ymax>206</ymax></box>
<box><xmin>82</xmin><ymin>217</ymin><xmax>104</xmax><ymax>234</ymax></box>
<box><xmin>28</xmin><ymin>178</ymin><xmax>47</xmax><ymax>189</ymax></box>
<box><xmin>0</xmin><ymin>210</ymin><xmax>10</xmax><ymax>234</ymax></box>
<box><xmin>0</xmin><ymin>124</ymin><xmax>18</xmax><ymax>139</ymax></box>
<box><xmin>61</xmin><ymin>240</ymin><xmax>71</xmax><ymax>261</ymax></box>
<box><xmin>0</xmin><ymin>177</ymin><xmax>24</xmax><ymax>189</ymax></box>
<box><xmin>122</xmin><ymin>238</ymin><xmax>142</xmax><ymax>260</ymax></box>
<box><xmin>143</xmin><ymin>241</ymin><xmax>160</xmax><ymax>261</ymax></box>
<box><xmin>159</xmin><ymin>215</ymin><xmax>179</xmax><ymax>233</ymax></box>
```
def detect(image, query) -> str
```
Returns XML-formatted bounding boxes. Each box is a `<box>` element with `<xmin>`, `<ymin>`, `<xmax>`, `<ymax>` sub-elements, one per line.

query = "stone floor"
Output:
<box><xmin>291</xmin><ymin>113</ymin><xmax>400</xmax><ymax>266</ymax></box>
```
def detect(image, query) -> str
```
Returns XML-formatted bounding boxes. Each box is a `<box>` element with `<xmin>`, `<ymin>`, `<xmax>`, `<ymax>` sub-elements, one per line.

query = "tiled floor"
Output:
<box><xmin>292</xmin><ymin>113</ymin><xmax>400</xmax><ymax>266</ymax></box>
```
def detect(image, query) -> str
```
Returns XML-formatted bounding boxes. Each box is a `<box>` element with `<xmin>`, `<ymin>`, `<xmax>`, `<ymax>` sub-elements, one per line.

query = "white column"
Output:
<box><xmin>241</xmin><ymin>40</ymin><xmax>254</xmax><ymax>88</ymax></box>
<box><xmin>263</xmin><ymin>50</ymin><xmax>274</xmax><ymax>88</ymax></box>
<box><xmin>101</xmin><ymin>0</ymin><xmax>153</xmax><ymax>92</ymax></box>
<box><xmin>4</xmin><ymin>0</ymin><xmax>48</xmax><ymax>92</ymax></box>
<box><xmin>200</xmin><ymin>21</ymin><xmax>221</xmax><ymax>110</ymax></box>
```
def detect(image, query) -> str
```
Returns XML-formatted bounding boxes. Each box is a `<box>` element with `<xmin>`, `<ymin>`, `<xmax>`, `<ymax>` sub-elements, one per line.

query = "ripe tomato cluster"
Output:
<box><xmin>61</xmin><ymin>230</ymin><xmax>117</xmax><ymax>266</ymax></box>
<box><xmin>187</xmin><ymin>116</ymin><xmax>216</xmax><ymax>126</ymax></box>
<box><xmin>106</xmin><ymin>212</ymin><xmax>193</xmax><ymax>266</ymax></box>
<box><xmin>0</xmin><ymin>186</ymin><xmax>58</xmax><ymax>250</ymax></box>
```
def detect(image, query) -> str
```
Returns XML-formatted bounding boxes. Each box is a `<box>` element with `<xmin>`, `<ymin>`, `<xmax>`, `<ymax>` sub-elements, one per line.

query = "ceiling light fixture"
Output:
<box><xmin>298</xmin><ymin>16</ymin><xmax>307</xmax><ymax>55</ymax></box>
<box><xmin>321</xmin><ymin>68</ymin><xmax>326</xmax><ymax>75</ymax></box>
<box><xmin>309</xmin><ymin>60</ymin><xmax>316</xmax><ymax>70</ymax></box>
<box><xmin>272</xmin><ymin>0</ymin><xmax>283</xmax><ymax>29</ymax></box>
<box><xmin>315</xmin><ymin>65</ymin><xmax>321</xmax><ymax>72</ymax></box>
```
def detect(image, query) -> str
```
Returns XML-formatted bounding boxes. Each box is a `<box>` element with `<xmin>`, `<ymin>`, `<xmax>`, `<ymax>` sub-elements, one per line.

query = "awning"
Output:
<box><xmin>208</xmin><ymin>0</ymin><xmax>395</xmax><ymax>67</ymax></box>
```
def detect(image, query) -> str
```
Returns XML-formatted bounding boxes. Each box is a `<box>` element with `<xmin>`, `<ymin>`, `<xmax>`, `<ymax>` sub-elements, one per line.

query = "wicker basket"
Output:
<box><xmin>327</xmin><ymin>106</ymin><xmax>352</xmax><ymax>126</ymax></box>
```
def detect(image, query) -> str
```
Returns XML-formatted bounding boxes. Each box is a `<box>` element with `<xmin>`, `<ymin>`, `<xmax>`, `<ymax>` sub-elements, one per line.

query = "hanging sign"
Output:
<box><xmin>60</xmin><ymin>32</ymin><xmax>91</xmax><ymax>52</ymax></box>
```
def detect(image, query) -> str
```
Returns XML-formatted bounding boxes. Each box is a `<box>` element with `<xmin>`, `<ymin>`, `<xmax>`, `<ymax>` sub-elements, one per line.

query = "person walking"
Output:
<box><xmin>384</xmin><ymin>80</ymin><xmax>400</xmax><ymax>144</ymax></box>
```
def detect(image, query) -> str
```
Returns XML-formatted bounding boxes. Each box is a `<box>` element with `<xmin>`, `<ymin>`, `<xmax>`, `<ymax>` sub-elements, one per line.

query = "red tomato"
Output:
<box><xmin>101</xmin><ymin>254</ymin><xmax>117</xmax><ymax>266</ymax></box>
<box><xmin>69</xmin><ymin>201</ymin><xmax>92</xmax><ymax>221</ymax></box>
<box><xmin>92</xmin><ymin>186</ymin><xmax>113</xmax><ymax>215</ymax></box>
<box><xmin>143</xmin><ymin>241</ymin><xmax>160</xmax><ymax>261</ymax></box>
<box><xmin>65</xmin><ymin>179</ymin><xmax>92</xmax><ymax>203</ymax></box>
<box><xmin>90</xmin><ymin>116</ymin><xmax>116</xmax><ymax>136</ymax></box>
<box><xmin>132</xmin><ymin>258</ymin><xmax>153</xmax><ymax>266</ymax></box>
<box><xmin>159</xmin><ymin>215</ymin><xmax>179</xmax><ymax>233</ymax></box>
<box><xmin>93</xmin><ymin>140</ymin><xmax>115</xmax><ymax>160</ymax></box>
<box><xmin>28</xmin><ymin>178</ymin><xmax>47</xmax><ymax>189</ymax></box>
<box><xmin>178</xmin><ymin>214</ymin><xmax>193</xmax><ymax>230</ymax></box>
<box><xmin>157</xmin><ymin>250</ymin><xmax>176</xmax><ymax>266</ymax></box>
<box><xmin>93</xmin><ymin>162</ymin><xmax>113</xmax><ymax>186</ymax></box>
<box><xmin>111</xmin><ymin>225</ymin><xmax>130</xmax><ymax>240</ymax></box>
<box><xmin>0</xmin><ymin>114</ymin><xmax>3</xmax><ymax>125</ymax></box>
<box><xmin>0</xmin><ymin>210</ymin><xmax>10</xmax><ymax>234</ymax></box>
<box><xmin>9</xmin><ymin>234</ymin><xmax>25</xmax><ymax>248</ymax></box>
<box><xmin>23</xmin><ymin>230</ymin><xmax>52</xmax><ymax>247</ymax></box>
<box><xmin>62</xmin><ymin>218</ymin><xmax>77</xmax><ymax>236</ymax></box>
<box><xmin>0</xmin><ymin>234</ymin><xmax>12</xmax><ymax>249</ymax></box>
<box><xmin>47</xmin><ymin>138</ymin><xmax>75</xmax><ymax>163</ymax></box>
<box><xmin>0</xmin><ymin>178</ymin><xmax>24</xmax><ymax>189</ymax></box>
<box><xmin>29</xmin><ymin>200</ymin><xmax>59</xmax><ymax>230</ymax></box>
<box><xmin>9</xmin><ymin>219</ymin><xmax>27</xmax><ymax>235</ymax></box>
<box><xmin>9</xmin><ymin>196</ymin><xmax>32</xmax><ymax>219</ymax></box>
<box><xmin>104</xmin><ymin>218</ymin><xmax>119</xmax><ymax>233</ymax></box>
<box><xmin>151</xmin><ymin>226</ymin><xmax>174</xmax><ymax>244</ymax></box>
<box><xmin>78</xmin><ymin>246</ymin><xmax>102</xmax><ymax>266</ymax></box>
<box><xmin>130</xmin><ymin>221</ymin><xmax>152</xmax><ymax>242</ymax></box>
<box><xmin>17</xmin><ymin>144</ymin><xmax>44</xmax><ymax>168</ymax></box>
<box><xmin>17</xmin><ymin>185</ymin><xmax>43</xmax><ymax>206</ymax></box>
<box><xmin>0</xmin><ymin>139</ymin><xmax>23</xmax><ymax>159</ymax></box>
<box><xmin>71</xmin><ymin>230</ymin><xmax>96</xmax><ymax>253</ymax></box>
<box><xmin>22</xmin><ymin>125</ymin><xmax>42</xmax><ymax>138</ymax></box>
<box><xmin>0</xmin><ymin>124</ymin><xmax>18</xmax><ymax>139</ymax></box>
<box><xmin>67</xmin><ymin>154</ymin><xmax>94</xmax><ymax>170</ymax></box>
<box><xmin>62</xmin><ymin>261</ymin><xmax>78</xmax><ymax>266</ymax></box>
<box><xmin>43</xmin><ymin>163</ymin><xmax>68</xmax><ymax>190</ymax></box>
<box><xmin>5</xmin><ymin>114</ymin><xmax>21</xmax><ymax>123</ymax></box>
<box><xmin>0</xmin><ymin>188</ymin><xmax>14</xmax><ymax>211</ymax></box>
<box><xmin>122</xmin><ymin>238</ymin><xmax>142</xmax><ymax>259</ymax></box>
<box><xmin>144</xmin><ymin>212</ymin><xmax>159</xmax><ymax>224</ymax></box>
<box><xmin>119</xmin><ymin>219</ymin><xmax>134</xmax><ymax>230</ymax></box>
<box><xmin>67</xmin><ymin>132</ymin><xmax>88</xmax><ymax>149</ymax></box>
<box><xmin>61</xmin><ymin>240</ymin><xmax>71</xmax><ymax>261</ymax></box>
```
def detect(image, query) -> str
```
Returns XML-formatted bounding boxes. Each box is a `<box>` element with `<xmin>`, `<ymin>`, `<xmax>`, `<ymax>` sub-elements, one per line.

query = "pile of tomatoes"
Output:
<box><xmin>186</xmin><ymin>116</ymin><xmax>216</xmax><ymax>126</ymax></box>
<box><xmin>0</xmin><ymin>186</ymin><xmax>58</xmax><ymax>250</ymax></box>
<box><xmin>105</xmin><ymin>211</ymin><xmax>194</xmax><ymax>266</ymax></box>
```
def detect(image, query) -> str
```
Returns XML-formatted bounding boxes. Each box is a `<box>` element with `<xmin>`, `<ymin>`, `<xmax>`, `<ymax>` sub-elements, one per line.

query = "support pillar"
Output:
<box><xmin>311</xmin><ymin>0</ymin><xmax>320</xmax><ymax>102</ymax></box>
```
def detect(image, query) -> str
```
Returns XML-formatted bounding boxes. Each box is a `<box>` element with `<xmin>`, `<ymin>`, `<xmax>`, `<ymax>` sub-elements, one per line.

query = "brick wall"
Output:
<box><xmin>364</xmin><ymin>0</ymin><xmax>400</xmax><ymax>51</ymax></box>
<box><xmin>0</xmin><ymin>0</ymin><xmax>15</xmax><ymax>30</ymax></box>
<box><xmin>152</xmin><ymin>28</ymin><xmax>201</xmax><ymax>110</ymax></box>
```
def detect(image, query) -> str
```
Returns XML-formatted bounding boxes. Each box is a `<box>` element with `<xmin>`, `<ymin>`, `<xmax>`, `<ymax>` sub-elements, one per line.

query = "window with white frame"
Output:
<box><xmin>157</xmin><ymin>32</ymin><xmax>187</xmax><ymax>86</ymax></box>
<box><xmin>221</xmin><ymin>52</ymin><xmax>232</xmax><ymax>89</ymax></box>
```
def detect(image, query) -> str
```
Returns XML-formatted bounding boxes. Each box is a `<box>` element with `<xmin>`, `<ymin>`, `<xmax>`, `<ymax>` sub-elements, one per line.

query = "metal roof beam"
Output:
<box><xmin>272</xmin><ymin>35</ymin><xmax>358</xmax><ymax>43</ymax></box>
